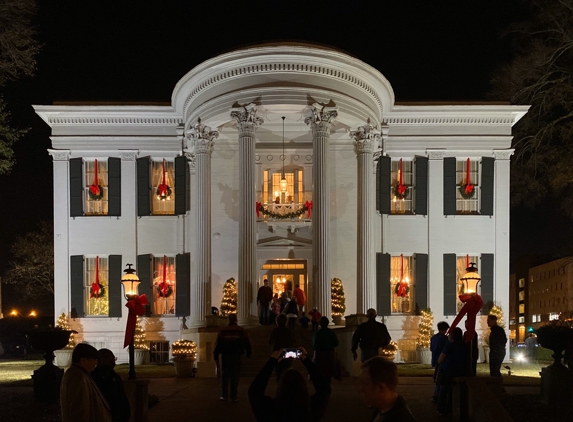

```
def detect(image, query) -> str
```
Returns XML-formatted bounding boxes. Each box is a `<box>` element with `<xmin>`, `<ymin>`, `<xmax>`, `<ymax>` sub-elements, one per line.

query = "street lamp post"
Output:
<box><xmin>460</xmin><ymin>262</ymin><xmax>481</xmax><ymax>295</ymax></box>
<box><xmin>121</xmin><ymin>264</ymin><xmax>140</xmax><ymax>380</ymax></box>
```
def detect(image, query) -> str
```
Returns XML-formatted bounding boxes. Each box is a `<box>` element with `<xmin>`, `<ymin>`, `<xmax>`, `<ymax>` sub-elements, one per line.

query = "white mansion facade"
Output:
<box><xmin>35</xmin><ymin>44</ymin><xmax>527</xmax><ymax>363</ymax></box>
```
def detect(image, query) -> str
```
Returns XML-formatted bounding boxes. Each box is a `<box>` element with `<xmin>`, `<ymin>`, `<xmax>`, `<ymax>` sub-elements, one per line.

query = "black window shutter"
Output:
<box><xmin>443</xmin><ymin>254</ymin><xmax>457</xmax><ymax>315</ymax></box>
<box><xmin>70</xmin><ymin>255</ymin><xmax>85</xmax><ymax>317</ymax></box>
<box><xmin>443</xmin><ymin>157</ymin><xmax>457</xmax><ymax>215</ymax></box>
<box><xmin>481</xmin><ymin>254</ymin><xmax>494</xmax><ymax>313</ymax></box>
<box><xmin>108</xmin><ymin>157</ymin><xmax>121</xmax><ymax>217</ymax></box>
<box><xmin>137</xmin><ymin>157</ymin><xmax>151</xmax><ymax>217</ymax></box>
<box><xmin>379</xmin><ymin>156</ymin><xmax>391</xmax><ymax>215</ymax></box>
<box><xmin>415</xmin><ymin>156</ymin><xmax>428</xmax><ymax>215</ymax></box>
<box><xmin>480</xmin><ymin>157</ymin><xmax>495</xmax><ymax>216</ymax></box>
<box><xmin>175</xmin><ymin>156</ymin><xmax>188</xmax><ymax>215</ymax></box>
<box><xmin>70</xmin><ymin>158</ymin><xmax>84</xmax><ymax>217</ymax></box>
<box><xmin>137</xmin><ymin>254</ymin><xmax>153</xmax><ymax>316</ymax></box>
<box><xmin>376</xmin><ymin>253</ymin><xmax>391</xmax><ymax>316</ymax></box>
<box><xmin>415</xmin><ymin>253</ymin><xmax>428</xmax><ymax>310</ymax></box>
<box><xmin>176</xmin><ymin>253</ymin><xmax>191</xmax><ymax>317</ymax></box>
<box><xmin>108</xmin><ymin>255</ymin><xmax>123</xmax><ymax>317</ymax></box>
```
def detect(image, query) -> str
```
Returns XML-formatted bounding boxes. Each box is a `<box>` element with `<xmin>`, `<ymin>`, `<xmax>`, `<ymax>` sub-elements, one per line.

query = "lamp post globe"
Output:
<box><xmin>460</xmin><ymin>262</ymin><xmax>481</xmax><ymax>294</ymax></box>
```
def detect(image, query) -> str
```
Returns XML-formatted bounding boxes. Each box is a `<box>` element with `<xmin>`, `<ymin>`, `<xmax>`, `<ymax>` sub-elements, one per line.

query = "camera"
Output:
<box><xmin>282</xmin><ymin>348</ymin><xmax>302</xmax><ymax>359</ymax></box>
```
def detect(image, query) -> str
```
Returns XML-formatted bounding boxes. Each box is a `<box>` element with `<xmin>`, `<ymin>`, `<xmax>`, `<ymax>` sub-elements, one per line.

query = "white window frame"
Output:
<box><xmin>84</xmin><ymin>256</ymin><xmax>109</xmax><ymax>316</ymax></box>
<box><xmin>391</xmin><ymin>160</ymin><xmax>414</xmax><ymax>214</ymax></box>
<box><xmin>84</xmin><ymin>160</ymin><xmax>108</xmax><ymax>215</ymax></box>
<box><xmin>151</xmin><ymin>160</ymin><xmax>175</xmax><ymax>215</ymax></box>
<box><xmin>456</xmin><ymin>160</ymin><xmax>480</xmax><ymax>213</ymax></box>
<box><xmin>390</xmin><ymin>255</ymin><xmax>413</xmax><ymax>314</ymax></box>
<box><xmin>152</xmin><ymin>255</ymin><xmax>176</xmax><ymax>315</ymax></box>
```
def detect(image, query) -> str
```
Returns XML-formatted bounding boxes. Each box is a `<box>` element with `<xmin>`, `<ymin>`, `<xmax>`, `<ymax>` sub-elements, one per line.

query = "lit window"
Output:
<box><xmin>549</xmin><ymin>312</ymin><xmax>559</xmax><ymax>321</ymax></box>
<box><xmin>456</xmin><ymin>255</ymin><xmax>478</xmax><ymax>311</ymax></box>
<box><xmin>85</xmin><ymin>256</ymin><xmax>109</xmax><ymax>316</ymax></box>
<box><xmin>391</xmin><ymin>160</ymin><xmax>413</xmax><ymax>214</ymax></box>
<box><xmin>456</xmin><ymin>159</ymin><xmax>479</xmax><ymax>213</ymax></box>
<box><xmin>151</xmin><ymin>160</ymin><xmax>175</xmax><ymax>215</ymax></box>
<box><xmin>85</xmin><ymin>160</ymin><xmax>108</xmax><ymax>215</ymax></box>
<box><xmin>519</xmin><ymin>304</ymin><xmax>525</xmax><ymax>313</ymax></box>
<box><xmin>261</xmin><ymin>168</ymin><xmax>305</xmax><ymax>205</ymax></box>
<box><xmin>519</xmin><ymin>291</ymin><xmax>525</xmax><ymax>300</ymax></box>
<box><xmin>532</xmin><ymin>315</ymin><xmax>537</xmax><ymax>323</ymax></box>
<box><xmin>391</xmin><ymin>255</ymin><xmax>413</xmax><ymax>314</ymax></box>
<box><xmin>519</xmin><ymin>278</ymin><xmax>525</xmax><ymax>288</ymax></box>
<box><xmin>518</xmin><ymin>316</ymin><xmax>525</xmax><ymax>323</ymax></box>
<box><xmin>152</xmin><ymin>256</ymin><xmax>176</xmax><ymax>315</ymax></box>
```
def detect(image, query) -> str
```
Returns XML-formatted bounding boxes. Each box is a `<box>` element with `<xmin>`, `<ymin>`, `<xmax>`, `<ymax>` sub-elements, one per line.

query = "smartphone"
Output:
<box><xmin>282</xmin><ymin>348</ymin><xmax>302</xmax><ymax>359</ymax></box>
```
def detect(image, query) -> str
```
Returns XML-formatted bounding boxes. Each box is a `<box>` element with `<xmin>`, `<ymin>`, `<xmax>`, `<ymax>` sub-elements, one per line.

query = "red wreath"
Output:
<box><xmin>157</xmin><ymin>256</ymin><xmax>173</xmax><ymax>298</ymax></box>
<box><xmin>156</xmin><ymin>159</ymin><xmax>172</xmax><ymax>200</ymax></box>
<box><xmin>305</xmin><ymin>201</ymin><xmax>313</xmax><ymax>218</ymax></box>
<box><xmin>459</xmin><ymin>158</ymin><xmax>475</xmax><ymax>199</ymax></box>
<box><xmin>395</xmin><ymin>159</ymin><xmax>408</xmax><ymax>199</ymax></box>
<box><xmin>89</xmin><ymin>160</ymin><xmax>104</xmax><ymax>200</ymax></box>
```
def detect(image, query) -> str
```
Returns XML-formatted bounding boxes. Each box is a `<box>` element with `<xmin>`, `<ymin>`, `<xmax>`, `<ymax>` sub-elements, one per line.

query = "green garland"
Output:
<box><xmin>458</xmin><ymin>184</ymin><xmax>476</xmax><ymax>199</ymax></box>
<box><xmin>88</xmin><ymin>185</ymin><xmax>104</xmax><ymax>201</ymax></box>
<box><xmin>259</xmin><ymin>204</ymin><xmax>309</xmax><ymax>220</ymax></box>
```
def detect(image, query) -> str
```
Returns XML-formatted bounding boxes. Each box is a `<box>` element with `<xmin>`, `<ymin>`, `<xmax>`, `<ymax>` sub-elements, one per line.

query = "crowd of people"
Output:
<box><xmin>59</xmin><ymin>296</ymin><xmax>510</xmax><ymax>422</ymax></box>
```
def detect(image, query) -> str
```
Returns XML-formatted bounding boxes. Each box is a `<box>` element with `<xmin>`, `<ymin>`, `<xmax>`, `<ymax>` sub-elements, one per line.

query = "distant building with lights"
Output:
<box><xmin>34</xmin><ymin>43</ymin><xmax>527</xmax><ymax>366</ymax></box>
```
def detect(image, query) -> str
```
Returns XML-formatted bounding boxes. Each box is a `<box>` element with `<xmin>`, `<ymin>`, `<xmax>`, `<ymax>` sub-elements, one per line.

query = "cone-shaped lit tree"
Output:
<box><xmin>55</xmin><ymin>313</ymin><xmax>76</xmax><ymax>349</ymax></box>
<box><xmin>331</xmin><ymin>278</ymin><xmax>346</xmax><ymax>323</ymax></box>
<box><xmin>220</xmin><ymin>277</ymin><xmax>237</xmax><ymax>316</ymax></box>
<box><xmin>416</xmin><ymin>308</ymin><xmax>434</xmax><ymax>349</ymax></box>
<box><xmin>134</xmin><ymin>316</ymin><xmax>149</xmax><ymax>350</ymax></box>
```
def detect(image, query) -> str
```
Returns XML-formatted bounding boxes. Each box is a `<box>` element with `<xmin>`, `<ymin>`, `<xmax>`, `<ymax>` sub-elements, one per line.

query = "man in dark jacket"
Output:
<box><xmin>214</xmin><ymin>314</ymin><xmax>252</xmax><ymax>401</ymax></box>
<box><xmin>351</xmin><ymin>308</ymin><xmax>391</xmax><ymax>362</ymax></box>
<box><xmin>92</xmin><ymin>348</ymin><xmax>131</xmax><ymax>422</ymax></box>
<box><xmin>487</xmin><ymin>314</ymin><xmax>507</xmax><ymax>377</ymax></box>
<box><xmin>430</xmin><ymin>321</ymin><xmax>449</xmax><ymax>403</ymax></box>
<box><xmin>257</xmin><ymin>279</ymin><xmax>273</xmax><ymax>325</ymax></box>
<box><xmin>357</xmin><ymin>357</ymin><xmax>415</xmax><ymax>422</ymax></box>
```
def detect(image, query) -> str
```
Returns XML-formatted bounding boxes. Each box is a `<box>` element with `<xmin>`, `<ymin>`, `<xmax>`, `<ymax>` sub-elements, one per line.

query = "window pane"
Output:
<box><xmin>152</xmin><ymin>256</ymin><xmax>176</xmax><ymax>315</ymax></box>
<box><xmin>85</xmin><ymin>160</ymin><xmax>108</xmax><ymax>215</ymax></box>
<box><xmin>151</xmin><ymin>160</ymin><xmax>175</xmax><ymax>215</ymax></box>
<box><xmin>390</xmin><ymin>160</ymin><xmax>413</xmax><ymax>214</ymax></box>
<box><xmin>85</xmin><ymin>257</ymin><xmax>109</xmax><ymax>316</ymax></box>
<box><xmin>456</xmin><ymin>160</ymin><xmax>479</xmax><ymax>213</ymax></box>
<box><xmin>391</xmin><ymin>255</ymin><xmax>412</xmax><ymax>314</ymax></box>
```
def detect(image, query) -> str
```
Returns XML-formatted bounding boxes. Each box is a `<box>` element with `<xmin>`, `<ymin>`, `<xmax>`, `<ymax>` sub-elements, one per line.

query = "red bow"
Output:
<box><xmin>447</xmin><ymin>293</ymin><xmax>484</xmax><ymax>343</ymax></box>
<box><xmin>89</xmin><ymin>159</ymin><xmax>100</xmax><ymax>195</ymax></box>
<box><xmin>464</xmin><ymin>158</ymin><xmax>474</xmax><ymax>195</ymax></box>
<box><xmin>397</xmin><ymin>282</ymin><xmax>408</xmax><ymax>297</ymax></box>
<box><xmin>397</xmin><ymin>184</ymin><xmax>407</xmax><ymax>196</ymax></box>
<box><xmin>256</xmin><ymin>202</ymin><xmax>262</xmax><ymax>218</ymax></box>
<box><xmin>90</xmin><ymin>282</ymin><xmax>101</xmax><ymax>298</ymax></box>
<box><xmin>158</xmin><ymin>159</ymin><xmax>169</xmax><ymax>198</ymax></box>
<box><xmin>305</xmin><ymin>201</ymin><xmax>313</xmax><ymax>218</ymax></box>
<box><xmin>397</xmin><ymin>158</ymin><xmax>407</xmax><ymax>196</ymax></box>
<box><xmin>124</xmin><ymin>294</ymin><xmax>149</xmax><ymax>348</ymax></box>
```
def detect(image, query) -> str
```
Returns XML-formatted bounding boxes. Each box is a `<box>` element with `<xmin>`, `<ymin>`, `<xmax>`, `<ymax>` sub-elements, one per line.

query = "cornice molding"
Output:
<box><xmin>48</xmin><ymin>149</ymin><xmax>71</xmax><ymax>161</ymax></box>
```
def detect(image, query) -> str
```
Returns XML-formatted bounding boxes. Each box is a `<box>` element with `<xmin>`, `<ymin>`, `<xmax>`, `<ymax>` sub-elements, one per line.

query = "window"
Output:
<box><xmin>519</xmin><ymin>291</ymin><xmax>525</xmax><ymax>301</ymax></box>
<box><xmin>519</xmin><ymin>278</ymin><xmax>525</xmax><ymax>288</ymax></box>
<box><xmin>85</xmin><ymin>160</ymin><xmax>108</xmax><ymax>215</ymax></box>
<box><xmin>150</xmin><ymin>341</ymin><xmax>170</xmax><ymax>364</ymax></box>
<box><xmin>151</xmin><ymin>160</ymin><xmax>175</xmax><ymax>215</ymax></box>
<box><xmin>261</xmin><ymin>168</ymin><xmax>305</xmax><ymax>205</ymax></box>
<box><xmin>391</xmin><ymin>255</ymin><xmax>413</xmax><ymax>314</ymax></box>
<box><xmin>391</xmin><ymin>160</ymin><xmax>413</xmax><ymax>214</ymax></box>
<box><xmin>519</xmin><ymin>304</ymin><xmax>525</xmax><ymax>314</ymax></box>
<box><xmin>85</xmin><ymin>256</ymin><xmax>109</xmax><ymax>316</ymax></box>
<box><xmin>549</xmin><ymin>312</ymin><xmax>559</xmax><ymax>321</ymax></box>
<box><xmin>518</xmin><ymin>316</ymin><xmax>525</xmax><ymax>323</ymax></box>
<box><xmin>152</xmin><ymin>255</ymin><xmax>176</xmax><ymax>315</ymax></box>
<box><xmin>456</xmin><ymin>159</ymin><xmax>479</xmax><ymax>213</ymax></box>
<box><xmin>456</xmin><ymin>255</ymin><xmax>478</xmax><ymax>310</ymax></box>
<box><xmin>532</xmin><ymin>315</ymin><xmax>537</xmax><ymax>323</ymax></box>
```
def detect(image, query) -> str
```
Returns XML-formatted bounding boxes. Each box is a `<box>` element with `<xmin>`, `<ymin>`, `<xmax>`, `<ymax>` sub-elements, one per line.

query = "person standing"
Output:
<box><xmin>60</xmin><ymin>343</ymin><xmax>111</xmax><ymax>422</ymax></box>
<box><xmin>91</xmin><ymin>349</ymin><xmax>131</xmax><ymax>422</ymax></box>
<box><xmin>299</xmin><ymin>312</ymin><xmax>311</xmax><ymax>340</ymax></box>
<box><xmin>270</xmin><ymin>293</ymin><xmax>281</xmax><ymax>326</ymax></box>
<box><xmin>214</xmin><ymin>314</ymin><xmax>252</xmax><ymax>402</ymax></box>
<box><xmin>437</xmin><ymin>327</ymin><xmax>468</xmax><ymax>416</ymax></box>
<box><xmin>293</xmin><ymin>284</ymin><xmax>307</xmax><ymax>314</ymax></box>
<box><xmin>312</xmin><ymin>316</ymin><xmax>340</xmax><ymax>383</ymax></box>
<box><xmin>356</xmin><ymin>357</ymin><xmax>415</xmax><ymax>422</ymax></box>
<box><xmin>430</xmin><ymin>321</ymin><xmax>449</xmax><ymax>403</ymax></box>
<box><xmin>283</xmin><ymin>296</ymin><xmax>299</xmax><ymax>333</ymax></box>
<box><xmin>487</xmin><ymin>314</ymin><xmax>507</xmax><ymax>377</ymax></box>
<box><xmin>268</xmin><ymin>314</ymin><xmax>293</xmax><ymax>382</ymax></box>
<box><xmin>257</xmin><ymin>279</ymin><xmax>273</xmax><ymax>325</ymax></box>
<box><xmin>351</xmin><ymin>308</ymin><xmax>391</xmax><ymax>362</ymax></box>
<box><xmin>308</xmin><ymin>307</ymin><xmax>322</xmax><ymax>332</ymax></box>
<box><xmin>525</xmin><ymin>334</ymin><xmax>537</xmax><ymax>361</ymax></box>
<box><xmin>463</xmin><ymin>319</ymin><xmax>479</xmax><ymax>376</ymax></box>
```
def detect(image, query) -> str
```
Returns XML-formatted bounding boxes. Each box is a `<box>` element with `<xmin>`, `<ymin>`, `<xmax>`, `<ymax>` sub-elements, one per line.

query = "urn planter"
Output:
<box><xmin>54</xmin><ymin>349</ymin><xmax>73</xmax><ymax>368</ymax></box>
<box><xmin>173</xmin><ymin>357</ymin><xmax>196</xmax><ymax>378</ymax></box>
<box><xmin>134</xmin><ymin>349</ymin><xmax>149</xmax><ymax>366</ymax></box>
<box><xmin>416</xmin><ymin>348</ymin><xmax>432</xmax><ymax>364</ymax></box>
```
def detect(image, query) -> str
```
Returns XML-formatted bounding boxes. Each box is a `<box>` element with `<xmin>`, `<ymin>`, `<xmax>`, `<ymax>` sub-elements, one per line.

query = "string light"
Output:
<box><xmin>416</xmin><ymin>308</ymin><xmax>434</xmax><ymax>349</ymax></box>
<box><xmin>55</xmin><ymin>312</ymin><xmax>76</xmax><ymax>349</ymax></box>
<box><xmin>220</xmin><ymin>277</ymin><xmax>237</xmax><ymax>316</ymax></box>
<box><xmin>171</xmin><ymin>340</ymin><xmax>197</xmax><ymax>359</ymax></box>
<box><xmin>134</xmin><ymin>316</ymin><xmax>149</xmax><ymax>350</ymax></box>
<box><xmin>331</xmin><ymin>278</ymin><xmax>346</xmax><ymax>317</ymax></box>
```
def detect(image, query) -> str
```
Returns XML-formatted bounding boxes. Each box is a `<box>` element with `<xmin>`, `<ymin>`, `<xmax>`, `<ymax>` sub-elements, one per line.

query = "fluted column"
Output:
<box><xmin>186</xmin><ymin>119</ymin><xmax>218</xmax><ymax>327</ymax></box>
<box><xmin>231</xmin><ymin>104</ymin><xmax>263</xmax><ymax>323</ymax></box>
<box><xmin>350</xmin><ymin>120</ymin><xmax>380</xmax><ymax>313</ymax></box>
<box><xmin>305</xmin><ymin>103</ymin><xmax>338</xmax><ymax>320</ymax></box>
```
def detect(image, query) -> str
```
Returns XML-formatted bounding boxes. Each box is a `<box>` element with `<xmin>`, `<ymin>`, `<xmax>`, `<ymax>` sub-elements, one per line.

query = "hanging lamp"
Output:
<box><xmin>280</xmin><ymin>116</ymin><xmax>288</xmax><ymax>193</ymax></box>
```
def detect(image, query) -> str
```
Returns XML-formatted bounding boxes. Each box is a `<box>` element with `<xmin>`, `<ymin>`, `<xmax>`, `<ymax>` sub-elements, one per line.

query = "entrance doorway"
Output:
<box><xmin>260</xmin><ymin>259</ymin><xmax>307</xmax><ymax>297</ymax></box>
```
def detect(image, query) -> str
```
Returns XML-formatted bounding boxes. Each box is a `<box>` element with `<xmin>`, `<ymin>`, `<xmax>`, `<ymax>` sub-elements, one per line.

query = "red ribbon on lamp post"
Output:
<box><xmin>123</xmin><ymin>294</ymin><xmax>149</xmax><ymax>348</ymax></box>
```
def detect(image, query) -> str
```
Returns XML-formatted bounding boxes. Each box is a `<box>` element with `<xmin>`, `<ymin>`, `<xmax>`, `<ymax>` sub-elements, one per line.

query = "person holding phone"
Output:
<box><xmin>248</xmin><ymin>347</ymin><xmax>331</xmax><ymax>422</ymax></box>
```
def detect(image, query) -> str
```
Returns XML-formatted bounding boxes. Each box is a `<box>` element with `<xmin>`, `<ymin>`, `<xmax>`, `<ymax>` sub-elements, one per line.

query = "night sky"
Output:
<box><xmin>2</xmin><ymin>0</ymin><xmax>555</xmax><ymax>315</ymax></box>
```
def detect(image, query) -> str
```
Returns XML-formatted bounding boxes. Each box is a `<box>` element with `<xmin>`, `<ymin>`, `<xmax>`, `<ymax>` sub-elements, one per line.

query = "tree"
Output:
<box><xmin>490</xmin><ymin>0</ymin><xmax>573</xmax><ymax>216</ymax></box>
<box><xmin>416</xmin><ymin>308</ymin><xmax>434</xmax><ymax>349</ymax></box>
<box><xmin>4</xmin><ymin>221</ymin><xmax>54</xmax><ymax>299</ymax></box>
<box><xmin>220</xmin><ymin>277</ymin><xmax>237</xmax><ymax>316</ymax></box>
<box><xmin>134</xmin><ymin>317</ymin><xmax>149</xmax><ymax>350</ymax></box>
<box><xmin>331</xmin><ymin>278</ymin><xmax>346</xmax><ymax>317</ymax></box>
<box><xmin>0</xmin><ymin>0</ymin><xmax>40</xmax><ymax>174</ymax></box>
<box><xmin>55</xmin><ymin>312</ymin><xmax>76</xmax><ymax>350</ymax></box>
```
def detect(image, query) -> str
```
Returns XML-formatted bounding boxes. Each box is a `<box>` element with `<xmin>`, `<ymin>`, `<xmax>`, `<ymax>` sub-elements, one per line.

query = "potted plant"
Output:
<box><xmin>172</xmin><ymin>339</ymin><xmax>197</xmax><ymax>378</ymax></box>
<box><xmin>133</xmin><ymin>316</ymin><xmax>149</xmax><ymax>365</ymax></box>
<box><xmin>416</xmin><ymin>308</ymin><xmax>433</xmax><ymax>364</ymax></box>
<box><xmin>380</xmin><ymin>340</ymin><xmax>398</xmax><ymax>361</ymax></box>
<box><xmin>53</xmin><ymin>313</ymin><xmax>76</xmax><ymax>368</ymax></box>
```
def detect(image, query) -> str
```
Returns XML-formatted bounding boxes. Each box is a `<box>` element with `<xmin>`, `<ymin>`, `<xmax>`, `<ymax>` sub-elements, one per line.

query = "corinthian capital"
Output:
<box><xmin>304</xmin><ymin>103</ymin><xmax>338</xmax><ymax>126</ymax></box>
<box><xmin>350</xmin><ymin>119</ymin><xmax>380</xmax><ymax>155</ymax></box>
<box><xmin>186</xmin><ymin>118</ymin><xmax>219</xmax><ymax>155</ymax></box>
<box><xmin>230</xmin><ymin>103</ymin><xmax>264</xmax><ymax>137</ymax></box>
